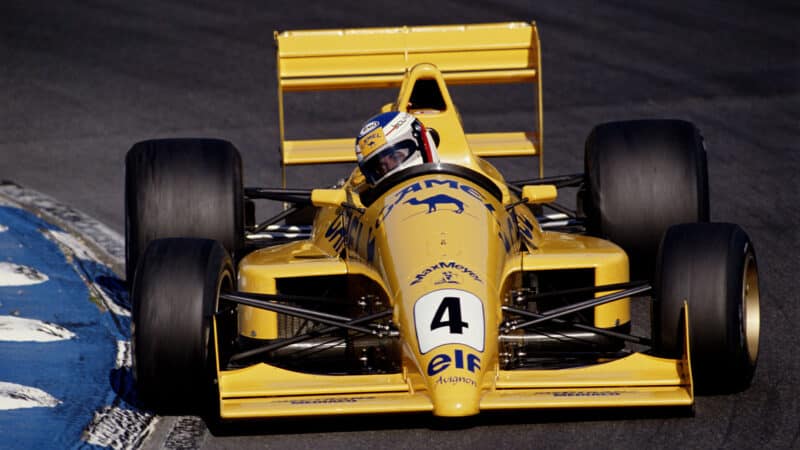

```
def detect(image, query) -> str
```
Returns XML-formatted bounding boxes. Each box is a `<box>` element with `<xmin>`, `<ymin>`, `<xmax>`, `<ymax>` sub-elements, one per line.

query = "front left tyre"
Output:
<box><xmin>580</xmin><ymin>119</ymin><xmax>709</xmax><ymax>279</ymax></box>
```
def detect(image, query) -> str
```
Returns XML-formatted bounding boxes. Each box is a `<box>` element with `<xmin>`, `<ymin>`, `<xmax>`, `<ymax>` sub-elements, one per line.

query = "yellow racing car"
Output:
<box><xmin>125</xmin><ymin>22</ymin><xmax>759</xmax><ymax>421</ymax></box>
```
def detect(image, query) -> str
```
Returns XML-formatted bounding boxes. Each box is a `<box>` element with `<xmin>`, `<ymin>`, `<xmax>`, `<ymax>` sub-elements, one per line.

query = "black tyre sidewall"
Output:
<box><xmin>583</xmin><ymin>120</ymin><xmax>709</xmax><ymax>279</ymax></box>
<box><xmin>131</xmin><ymin>238</ymin><xmax>233</xmax><ymax>415</ymax></box>
<box><xmin>125</xmin><ymin>138</ymin><xmax>243</xmax><ymax>284</ymax></box>
<box><xmin>655</xmin><ymin>223</ymin><xmax>757</xmax><ymax>394</ymax></box>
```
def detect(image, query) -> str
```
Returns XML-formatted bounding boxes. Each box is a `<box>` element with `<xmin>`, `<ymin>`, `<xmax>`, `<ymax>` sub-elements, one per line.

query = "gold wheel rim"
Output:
<box><xmin>742</xmin><ymin>250</ymin><xmax>760</xmax><ymax>365</ymax></box>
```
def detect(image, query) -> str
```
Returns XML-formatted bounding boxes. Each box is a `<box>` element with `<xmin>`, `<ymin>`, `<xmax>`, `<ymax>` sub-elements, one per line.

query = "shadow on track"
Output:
<box><xmin>204</xmin><ymin>405</ymin><xmax>694</xmax><ymax>437</ymax></box>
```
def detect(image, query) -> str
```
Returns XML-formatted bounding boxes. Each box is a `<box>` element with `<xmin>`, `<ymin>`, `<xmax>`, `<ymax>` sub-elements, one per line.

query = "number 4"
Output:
<box><xmin>430</xmin><ymin>297</ymin><xmax>468</xmax><ymax>334</ymax></box>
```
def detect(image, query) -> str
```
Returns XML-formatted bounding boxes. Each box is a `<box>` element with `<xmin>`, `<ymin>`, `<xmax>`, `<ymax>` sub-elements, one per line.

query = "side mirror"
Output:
<box><xmin>311</xmin><ymin>189</ymin><xmax>347</xmax><ymax>208</ymax></box>
<box><xmin>521</xmin><ymin>185</ymin><xmax>557</xmax><ymax>204</ymax></box>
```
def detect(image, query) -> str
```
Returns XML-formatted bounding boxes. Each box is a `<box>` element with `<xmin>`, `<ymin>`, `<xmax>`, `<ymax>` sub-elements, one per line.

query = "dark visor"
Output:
<box><xmin>362</xmin><ymin>139</ymin><xmax>419</xmax><ymax>183</ymax></box>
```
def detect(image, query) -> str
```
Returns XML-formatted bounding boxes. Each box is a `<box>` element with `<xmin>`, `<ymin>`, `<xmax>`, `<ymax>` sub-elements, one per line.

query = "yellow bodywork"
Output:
<box><xmin>219</xmin><ymin>22</ymin><xmax>694</xmax><ymax>419</ymax></box>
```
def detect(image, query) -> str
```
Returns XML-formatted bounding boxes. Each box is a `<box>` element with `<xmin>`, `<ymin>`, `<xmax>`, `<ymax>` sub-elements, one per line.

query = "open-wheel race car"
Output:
<box><xmin>126</xmin><ymin>22</ymin><xmax>760</xmax><ymax>422</ymax></box>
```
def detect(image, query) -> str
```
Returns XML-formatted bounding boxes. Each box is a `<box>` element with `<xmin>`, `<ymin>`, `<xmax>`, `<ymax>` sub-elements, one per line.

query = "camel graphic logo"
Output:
<box><xmin>404</xmin><ymin>194</ymin><xmax>464</xmax><ymax>214</ymax></box>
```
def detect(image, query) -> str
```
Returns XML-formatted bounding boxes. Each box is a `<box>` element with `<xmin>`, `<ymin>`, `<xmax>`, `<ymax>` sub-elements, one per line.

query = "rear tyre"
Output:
<box><xmin>132</xmin><ymin>238</ymin><xmax>236</xmax><ymax>415</ymax></box>
<box><xmin>581</xmin><ymin>120</ymin><xmax>709</xmax><ymax>279</ymax></box>
<box><xmin>125</xmin><ymin>138</ymin><xmax>243</xmax><ymax>284</ymax></box>
<box><xmin>654</xmin><ymin>223</ymin><xmax>760</xmax><ymax>394</ymax></box>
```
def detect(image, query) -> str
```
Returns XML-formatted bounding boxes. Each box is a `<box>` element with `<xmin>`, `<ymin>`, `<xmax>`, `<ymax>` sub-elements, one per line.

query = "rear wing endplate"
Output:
<box><xmin>274</xmin><ymin>22</ymin><xmax>544</xmax><ymax>180</ymax></box>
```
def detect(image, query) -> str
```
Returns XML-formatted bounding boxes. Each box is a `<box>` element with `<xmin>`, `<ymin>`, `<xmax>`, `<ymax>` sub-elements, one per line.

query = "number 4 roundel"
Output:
<box><xmin>413</xmin><ymin>289</ymin><xmax>485</xmax><ymax>354</ymax></box>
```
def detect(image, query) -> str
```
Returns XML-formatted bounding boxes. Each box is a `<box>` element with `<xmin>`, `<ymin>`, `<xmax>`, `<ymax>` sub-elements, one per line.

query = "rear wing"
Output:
<box><xmin>275</xmin><ymin>22</ymin><xmax>544</xmax><ymax>181</ymax></box>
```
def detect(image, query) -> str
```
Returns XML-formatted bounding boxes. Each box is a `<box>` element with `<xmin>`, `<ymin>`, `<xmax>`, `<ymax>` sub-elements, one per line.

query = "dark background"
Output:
<box><xmin>1</xmin><ymin>1</ymin><xmax>798</xmax><ymax>448</ymax></box>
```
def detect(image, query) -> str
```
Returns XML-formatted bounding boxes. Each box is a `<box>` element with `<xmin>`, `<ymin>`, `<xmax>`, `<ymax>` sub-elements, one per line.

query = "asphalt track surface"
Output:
<box><xmin>2</xmin><ymin>1</ymin><xmax>798</xmax><ymax>448</ymax></box>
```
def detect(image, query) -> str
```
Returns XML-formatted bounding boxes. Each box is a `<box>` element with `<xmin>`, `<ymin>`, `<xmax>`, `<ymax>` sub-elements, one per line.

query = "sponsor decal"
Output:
<box><xmin>359</xmin><ymin>120</ymin><xmax>380</xmax><ymax>136</ymax></box>
<box><xmin>404</xmin><ymin>194</ymin><xmax>464</xmax><ymax>214</ymax></box>
<box><xmin>411</xmin><ymin>261</ymin><xmax>482</xmax><ymax>286</ymax></box>
<box><xmin>325</xmin><ymin>177</ymin><xmax>520</xmax><ymax>263</ymax></box>
<box><xmin>271</xmin><ymin>396</ymin><xmax>377</xmax><ymax>405</ymax></box>
<box><xmin>324</xmin><ymin>215</ymin><xmax>346</xmax><ymax>253</ymax></box>
<box><xmin>324</xmin><ymin>209</ymin><xmax>376</xmax><ymax>262</ymax></box>
<box><xmin>434</xmin><ymin>375</ymin><xmax>477</xmax><ymax>387</ymax></box>
<box><xmin>414</xmin><ymin>289</ymin><xmax>485</xmax><ymax>353</ymax></box>
<box><xmin>382</xmin><ymin>112</ymin><xmax>412</xmax><ymax>136</ymax></box>
<box><xmin>550</xmin><ymin>391</ymin><xmax>623</xmax><ymax>397</ymax></box>
<box><xmin>358</xmin><ymin>128</ymin><xmax>387</xmax><ymax>157</ymax></box>
<box><xmin>518</xmin><ymin>213</ymin><xmax>535</xmax><ymax>242</ymax></box>
<box><xmin>373</xmin><ymin>177</ymin><xmax>518</xmax><ymax>255</ymax></box>
<box><xmin>427</xmin><ymin>349</ymin><xmax>481</xmax><ymax>376</ymax></box>
<box><xmin>375</xmin><ymin>178</ymin><xmax>485</xmax><ymax>227</ymax></box>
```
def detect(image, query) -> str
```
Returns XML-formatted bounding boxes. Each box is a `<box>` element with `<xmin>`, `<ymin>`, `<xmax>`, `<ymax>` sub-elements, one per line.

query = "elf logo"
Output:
<box><xmin>427</xmin><ymin>349</ymin><xmax>481</xmax><ymax>376</ymax></box>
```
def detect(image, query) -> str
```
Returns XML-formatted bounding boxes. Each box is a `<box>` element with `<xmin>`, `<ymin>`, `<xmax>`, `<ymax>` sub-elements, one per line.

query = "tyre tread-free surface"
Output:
<box><xmin>655</xmin><ymin>222</ymin><xmax>759</xmax><ymax>394</ymax></box>
<box><xmin>125</xmin><ymin>138</ymin><xmax>243</xmax><ymax>283</ymax></box>
<box><xmin>583</xmin><ymin>119</ymin><xmax>709</xmax><ymax>278</ymax></box>
<box><xmin>132</xmin><ymin>238</ymin><xmax>233</xmax><ymax>414</ymax></box>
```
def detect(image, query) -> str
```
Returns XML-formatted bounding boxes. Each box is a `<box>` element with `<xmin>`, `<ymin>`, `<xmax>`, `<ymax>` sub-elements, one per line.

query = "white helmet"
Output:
<box><xmin>355</xmin><ymin>111</ymin><xmax>439</xmax><ymax>185</ymax></box>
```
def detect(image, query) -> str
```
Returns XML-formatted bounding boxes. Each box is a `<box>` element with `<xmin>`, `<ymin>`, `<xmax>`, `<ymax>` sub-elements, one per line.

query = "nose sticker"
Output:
<box><xmin>413</xmin><ymin>289</ymin><xmax>485</xmax><ymax>354</ymax></box>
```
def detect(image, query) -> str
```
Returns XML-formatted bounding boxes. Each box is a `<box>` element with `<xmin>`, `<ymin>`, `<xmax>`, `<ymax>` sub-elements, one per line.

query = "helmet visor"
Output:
<box><xmin>361</xmin><ymin>139</ymin><xmax>419</xmax><ymax>184</ymax></box>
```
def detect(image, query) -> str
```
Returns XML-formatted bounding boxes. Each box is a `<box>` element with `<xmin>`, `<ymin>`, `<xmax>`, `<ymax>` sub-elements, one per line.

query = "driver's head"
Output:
<box><xmin>355</xmin><ymin>111</ymin><xmax>438</xmax><ymax>185</ymax></box>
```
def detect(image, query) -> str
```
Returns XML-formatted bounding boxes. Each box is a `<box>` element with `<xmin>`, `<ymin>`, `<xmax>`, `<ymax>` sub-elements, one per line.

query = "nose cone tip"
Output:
<box><xmin>431</xmin><ymin>384</ymin><xmax>481</xmax><ymax>417</ymax></box>
<box><xmin>433</xmin><ymin>400</ymin><xmax>480</xmax><ymax>417</ymax></box>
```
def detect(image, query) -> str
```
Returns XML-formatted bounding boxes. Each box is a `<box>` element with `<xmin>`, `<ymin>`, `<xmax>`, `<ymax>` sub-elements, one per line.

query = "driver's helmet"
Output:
<box><xmin>355</xmin><ymin>111</ymin><xmax>438</xmax><ymax>185</ymax></box>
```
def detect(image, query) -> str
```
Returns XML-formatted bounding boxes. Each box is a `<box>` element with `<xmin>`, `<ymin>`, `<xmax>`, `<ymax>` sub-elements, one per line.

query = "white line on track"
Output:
<box><xmin>116</xmin><ymin>340</ymin><xmax>131</xmax><ymax>369</ymax></box>
<box><xmin>43</xmin><ymin>229</ymin><xmax>101</xmax><ymax>263</ymax></box>
<box><xmin>0</xmin><ymin>262</ymin><xmax>49</xmax><ymax>286</ymax></box>
<box><xmin>0</xmin><ymin>381</ymin><xmax>61</xmax><ymax>410</ymax></box>
<box><xmin>0</xmin><ymin>316</ymin><xmax>75</xmax><ymax>342</ymax></box>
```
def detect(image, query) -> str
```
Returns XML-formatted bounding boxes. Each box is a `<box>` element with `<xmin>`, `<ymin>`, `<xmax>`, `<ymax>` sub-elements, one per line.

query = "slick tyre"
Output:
<box><xmin>654</xmin><ymin>223</ymin><xmax>760</xmax><ymax>394</ymax></box>
<box><xmin>125</xmin><ymin>138</ymin><xmax>243</xmax><ymax>284</ymax></box>
<box><xmin>581</xmin><ymin>120</ymin><xmax>709</xmax><ymax>279</ymax></box>
<box><xmin>131</xmin><ymin>238</ymin><xmax>235</xmax><ymax>415</ymax></box>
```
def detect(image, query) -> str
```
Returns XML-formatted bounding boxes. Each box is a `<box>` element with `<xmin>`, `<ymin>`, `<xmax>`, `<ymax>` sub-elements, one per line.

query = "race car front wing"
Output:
<box><xmin>215</xmin><ymin>305</ymin><xmax>692</xmax><ymax>418</ymax></box>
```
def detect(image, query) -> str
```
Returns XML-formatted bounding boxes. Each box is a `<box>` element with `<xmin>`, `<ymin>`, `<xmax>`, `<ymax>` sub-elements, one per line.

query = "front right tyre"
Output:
<box><xmin>131</xmin><ymin>238</ymin><xmax>235</xmax><ymax>415</ymax></box>
<box><xmin>654</xmin><ymin>222</ymin><xmax>760</xmax><ymax>394</ymax></box>
<box><xmin>125</xmin><ymin>138</ymin><xmax>244</xmax><ymax>285</ymax></box>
